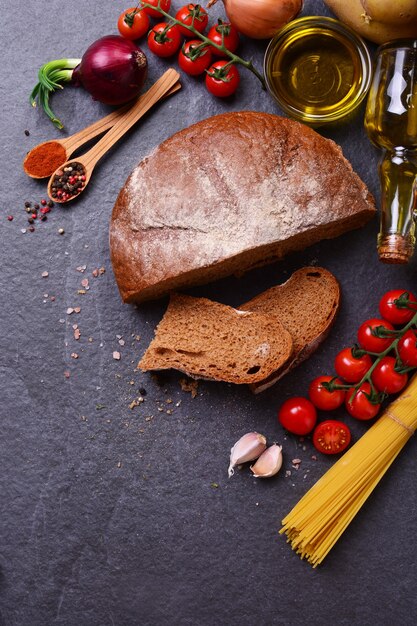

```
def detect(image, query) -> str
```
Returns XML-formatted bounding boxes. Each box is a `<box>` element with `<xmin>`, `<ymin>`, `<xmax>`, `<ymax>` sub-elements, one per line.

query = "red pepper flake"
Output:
<box><xmin>7</xmin><ymin>215</ymin><xmax>13</xmax><ymax>221</ymax></box>
<box><xmin>64</xmin><ymin>370</ymin><xmax>70</xmax><ymax>378</ymax></box>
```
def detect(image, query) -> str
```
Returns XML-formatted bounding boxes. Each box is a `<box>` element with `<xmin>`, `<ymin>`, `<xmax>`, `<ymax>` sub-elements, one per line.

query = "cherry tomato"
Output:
<box><xmin>278</xmin><ymin>397</ymin><xmax>317</xmax><ymax>436</ymax></box>
<box><xmin>147</xmin><ymin>22</ymin><xmax>182</xmax><ymax>57</ymax></box>
<box><xmin>334</xmin><ymin>347</ymin><xmax>373</xmax><ymax>383</ymax></box>
<box><xmin>205</xmin><ymin>60</ymin><xmax>240</xmax><ymax>97</ymax></box>
<box><xmin>345</xmin><ymin>382</ymin><xmax>381</xmax><ymax>420</ymax></box>
<box><xmin>308</xmin><ymin>375</ymin><xmax>346</xmax><ymax>411</ymax></box>
<box><xmin>357</xmin><ymin>318</ymin><xmax>395</xmax><ymax>353</ymax></box>
<box><xmin>118</xmin><ymin>7</ymin><xmax>150</xmax><ymax>40</ymax></box>
<box><xmin>312</xmin><ymin>420</ymin><xmax>351</xmax><ymax>455</ymax></box>
<box><xmin>379</xmin><ymin>289</ymin><xmax>417</xmax><ymax>325</ymax></box>
<box><xmin>207</xmin><ymin>20</ymin><xmax>239</xmax><ymax>57</ymax></box>
<box><xmin>371</xmin><ymin>356</ymin><xmax>408</xmax><ymax>394</ymax></box>
<box><xmin>178</xmin><ymin>40</ymin><xmax>212</xmax><ymax>75</ymax></box>
<box><xmin>398</xmin><ymin>329</ymin><xmax>417</xmax><ymax>367</ymax></box>
<box><xmin>142</xmin><ymin>0</ymin><xmax>171</xmax><ymax>18</ymax></box>
<box><xmin>175</xmin><ymin>4</ymin><xmax>208</xmax><ymax>37</ymax></box>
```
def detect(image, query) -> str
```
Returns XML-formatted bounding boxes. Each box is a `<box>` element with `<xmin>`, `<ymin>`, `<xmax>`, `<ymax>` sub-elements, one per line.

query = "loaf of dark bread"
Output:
<box><xmin>138</xmin><ymin>293</ymin><xmax>294</xmax><ymax>384</ymax></box>
<box><xmin>110</xmin><ymin>111</ymin><xmax>375</xmax><ymax>303</ymax></box>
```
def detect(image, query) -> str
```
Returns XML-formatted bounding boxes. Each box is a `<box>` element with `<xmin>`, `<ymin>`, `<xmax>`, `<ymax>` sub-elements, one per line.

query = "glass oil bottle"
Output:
<box><xmin>365</xmin><ymin>40</ymin><xmax>417</xmax><ymax>263</ymax></box>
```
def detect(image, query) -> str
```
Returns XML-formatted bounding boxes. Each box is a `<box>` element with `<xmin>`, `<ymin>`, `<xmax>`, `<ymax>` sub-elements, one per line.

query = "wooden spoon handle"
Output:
<box><xmin>81</xmin><ymin>69</ymin><xmax>181</xmax><ymax>170</ymax></box>
<box><xmin>62</xmin><ymin>81</ymin><xmax>181</xmax><ymax>154</ymax></box>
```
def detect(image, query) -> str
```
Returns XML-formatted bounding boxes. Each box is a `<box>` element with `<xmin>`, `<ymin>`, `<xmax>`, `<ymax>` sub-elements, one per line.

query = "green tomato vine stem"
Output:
<box><xmin>141</xmin><ymin>1</ymin><xmax>266</xmax><ymax>88</ymax></box>
<box><xmin>327</xmin><ymin>305</ymin><xmax>417</xmax><ymax>404</ymax></box>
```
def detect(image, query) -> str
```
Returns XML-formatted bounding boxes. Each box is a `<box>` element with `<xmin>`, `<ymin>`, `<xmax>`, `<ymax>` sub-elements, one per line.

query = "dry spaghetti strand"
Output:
<box><xmin>280</xmin><ymin>375</ymin><xmax>417</xmax><ymax>567</ymax></box>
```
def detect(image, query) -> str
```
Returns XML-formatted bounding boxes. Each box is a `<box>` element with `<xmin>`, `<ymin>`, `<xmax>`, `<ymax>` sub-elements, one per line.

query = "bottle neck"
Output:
<box><xmin>377</xmin><ymin>149</ymin><xmax>417</xmax><ymax>263</ymax></box>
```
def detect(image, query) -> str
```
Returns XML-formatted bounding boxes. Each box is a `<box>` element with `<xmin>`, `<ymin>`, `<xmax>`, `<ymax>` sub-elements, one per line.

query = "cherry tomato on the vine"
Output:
<box><xmin>345</xmin><ymin>382</ymin><xmax>381</xmax><ymax>420</ymax></box>
<box><xmin>148</xmin><ymin>22</ymin><xmax>182</xmax><ymax>57</ymax></box>
<box><xmin>398</xmin><ymin>329</ymin><xmax>417</xmax><ymax>367</ymax></box>
<box><xmin>175</xmin><ymin>4</ymin><xmax>208</xmax><ymax>37</ymax></box>
<box><xmin>278</xmin><ymin>397</ymin><xmax>317</xmax><ymax>436</ymax></box>
<box><xmin>357</xmin><ymin>318</ymin><xmax>395</xmax><ymax>353</ymax></box>
<box><xmin>308</xmin><ymin>376</ymin><xmax>346</xmax><ymax>410</ymax></box>
<box><xmin>334</xmin><ymin>347</ymin><xmax>373</xmax><ymax>383</ymax></box>
<box><xmin>118</xmin><ymin>7</ymin><xmax>150</xmax><ymax>40</ymax></box>
<box><xmin>312</xmin><ymin>420</ymin><xmax>351</xmax><ymax>455</ymax></box>
<box><xmin>178</xmin><ymin>40</ymin><xmax>212</xmax><ymax>75</ymax></box>
<box><xmin>379</xmin><ymin>289</ymin><xmax>417</xmax><ymax>325</ymax></box>
<box><xmin>371</xmin><ymin>356</ymin><xmax>408</xmax><ymax>394</ymax></box>
<box><xmin>142</xmin><ymin>0</ymin><xmax>171</xmax><ymax>18</ymax></box>
<box><xmin>205</xmin><ymin>60</ymin><xmax>240</xmax><ymax>97</ymax></box>
<box><xmin>207</xmin><ymin>20</ymin><xmax>239</xmax><ymax>57</ymax></box>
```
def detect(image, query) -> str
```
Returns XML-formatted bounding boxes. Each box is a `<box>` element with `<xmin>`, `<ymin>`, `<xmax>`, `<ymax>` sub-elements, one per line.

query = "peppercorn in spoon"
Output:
<box><xmin>25</xmin><ymin>69</ymin><xmax>180</xmax><ymax>180</ymax></box>
<box><xmin>46</xmin><ymin>69</ymin><xmax>180</xmax><ymax>203</ymax></box>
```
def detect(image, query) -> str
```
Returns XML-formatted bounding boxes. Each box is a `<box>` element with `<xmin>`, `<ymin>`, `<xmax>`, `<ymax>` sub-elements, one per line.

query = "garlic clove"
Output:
<box><xmin>250</xmin><ymin>444</ymin><xmax>283</xmax><ymax>478</ymax></box>
<box><xmin>228</xmin><ymin>432</ymin><xmax>267</xmax><ymax>477</ymax></box>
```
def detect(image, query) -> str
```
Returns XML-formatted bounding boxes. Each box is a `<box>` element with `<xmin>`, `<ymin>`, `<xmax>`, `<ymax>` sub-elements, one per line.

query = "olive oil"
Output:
<box><xmin>264</xmin><ymin>18</ymin><xmax>371</xmax><ymax>126</ymax></box>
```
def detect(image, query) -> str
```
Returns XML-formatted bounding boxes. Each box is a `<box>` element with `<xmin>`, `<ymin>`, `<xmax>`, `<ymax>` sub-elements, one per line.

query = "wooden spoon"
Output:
<box><xmin>47</xmin><ymin>69</ymin><xmax>180</xmax><ymax>204</ymax></box>
<box><xmin>25</xmin><ymin>75</ymin><xmax>180</xmax><ymax>179</ymax></box>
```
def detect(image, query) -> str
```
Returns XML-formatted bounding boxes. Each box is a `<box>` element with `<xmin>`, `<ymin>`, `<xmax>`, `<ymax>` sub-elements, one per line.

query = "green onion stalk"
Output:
<box><xmin>30</xmin><ymin>59</ymin><xmax>80</xmax><ymax>129</ymax></box>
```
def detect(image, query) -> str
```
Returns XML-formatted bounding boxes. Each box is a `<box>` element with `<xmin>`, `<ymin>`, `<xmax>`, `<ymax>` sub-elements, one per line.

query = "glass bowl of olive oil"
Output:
<box><xmin>264</xmin><ymin>16</ymin><xmax>372</xmax><ymax>126</ymax></box>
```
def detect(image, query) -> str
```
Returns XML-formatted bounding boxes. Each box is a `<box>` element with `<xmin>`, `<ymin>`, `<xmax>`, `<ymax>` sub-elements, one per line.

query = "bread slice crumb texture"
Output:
<box><xmin>138</xmin><ymin>293</ymin><xmax>293</xmax><ymax>384</ymax></box>
<box><xmin>241</xmin><ymin>267</ymin><xmax>340</xmax><ymax>392</ymax></box>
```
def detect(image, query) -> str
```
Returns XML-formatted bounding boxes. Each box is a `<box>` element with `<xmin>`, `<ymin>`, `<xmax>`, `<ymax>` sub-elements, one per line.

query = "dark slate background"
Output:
<box><xmin>1</xmin><ymin>1</ymin><xmax>416</xmax><ymax>624</ymax></box>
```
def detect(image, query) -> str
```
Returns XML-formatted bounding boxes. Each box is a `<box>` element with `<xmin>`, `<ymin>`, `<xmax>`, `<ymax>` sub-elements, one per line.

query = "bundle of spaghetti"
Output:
<box><xmin>280</xmin><ymin>374</ymin><xmax>417</xmax><ymax>567</ymax></box>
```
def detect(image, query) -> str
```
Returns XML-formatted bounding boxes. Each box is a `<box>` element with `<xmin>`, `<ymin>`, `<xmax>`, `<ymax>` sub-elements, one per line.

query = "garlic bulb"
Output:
<box><xmin>250</xmin><ymin>444</ymin><xmax>283</xmax><ymax>478</ymax></box>
<box><xmin>210</xmin><ymin>0</ymin><xmax>303</xmax><ymax>40</ymax></box>
<box><xmin>228</xmin><ymin>432</ymin><xmax>267</xmax><ymax>477</ymax></box>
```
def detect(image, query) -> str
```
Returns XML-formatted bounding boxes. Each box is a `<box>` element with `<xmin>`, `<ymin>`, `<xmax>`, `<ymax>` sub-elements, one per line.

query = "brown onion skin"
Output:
<box><xmin>222</xmin><ymin>0</ymin><xmax>303</xmax><ymax>39</ymax></box>
<box><xmin>73</xmin><ymin>35</ymin><xmax>148</xmax><ymax>105</ymax></box>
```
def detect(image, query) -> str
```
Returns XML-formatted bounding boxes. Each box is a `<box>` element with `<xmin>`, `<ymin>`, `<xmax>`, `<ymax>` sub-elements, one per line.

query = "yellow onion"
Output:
<box><xmin>209</xmin><ymin>0</ymin><xmax>303</xmax><ymax>39</ymax></box>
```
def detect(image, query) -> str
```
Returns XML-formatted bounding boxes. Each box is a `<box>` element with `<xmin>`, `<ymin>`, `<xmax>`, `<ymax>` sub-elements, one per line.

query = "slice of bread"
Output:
<box><xmin>240</xmin><ymin>267</ymin><xmax>340</xmax><ymax>393</ymax></box>
<box><xmin>138</xmin><ymin>293</ymin><xmax>293</xmax><ymax>384</ymax></box>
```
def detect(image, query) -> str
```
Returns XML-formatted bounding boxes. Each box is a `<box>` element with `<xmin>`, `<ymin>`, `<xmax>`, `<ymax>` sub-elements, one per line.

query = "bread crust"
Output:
<box><xmin>110</xmin><ymin>112</ymin><xmax>375</xmax><ymax>303</ymax></box>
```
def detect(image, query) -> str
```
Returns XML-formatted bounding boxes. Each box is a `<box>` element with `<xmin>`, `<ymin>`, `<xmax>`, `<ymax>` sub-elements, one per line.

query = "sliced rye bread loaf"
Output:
<box><xmin>240</xmin><ymin>267</ymin><xmax>340</xmax><ymax>393</ymax></box>
<box><xmin>138</xmin><ymin>293</ymin><xmax>293</xmax><ymax>384</ymax></box>
<box><xmin>110</xmin><ymin>111</ymin><xmax>375</xmax><ymax>304</ymax></box>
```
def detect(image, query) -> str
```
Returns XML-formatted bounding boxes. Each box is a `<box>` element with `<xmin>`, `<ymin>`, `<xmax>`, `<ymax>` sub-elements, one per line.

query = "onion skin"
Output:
<box><xmin>324</xmin><ymin>0</ymin><xmax>417</xmax><ymax>44</ymax></box>
<box><xmin>221</xmin><ymin>0</ymin><xmax>303</xmax><ymax>39</ymax></box>
<box><xmin>73</xmin><ymin>35</ymin><xmax>148</xmax><ymax>105</ymax></box>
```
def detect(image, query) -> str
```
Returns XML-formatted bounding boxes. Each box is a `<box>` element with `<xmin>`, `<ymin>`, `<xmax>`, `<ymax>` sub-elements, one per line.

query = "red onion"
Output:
<box><xmin>72</xmin><ymin>35</ymin><xmax>148</xmax><ymax>105</ymax></box>
<box><xmin>30</xmin><ymin>35</ymin><xmax>148</xmax><ymax>128</ymax></box>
